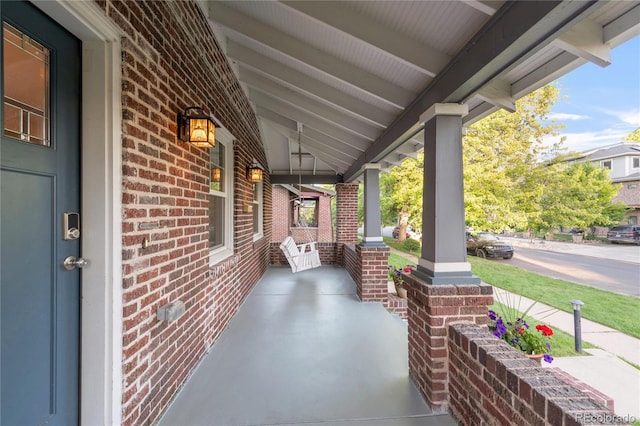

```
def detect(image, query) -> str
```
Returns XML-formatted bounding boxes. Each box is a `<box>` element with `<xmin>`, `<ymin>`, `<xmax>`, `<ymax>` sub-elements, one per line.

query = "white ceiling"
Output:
<box><xmin>203</xmin><ymin>1</ymin><xmax>640</xmax><ymax>183</ymax></box>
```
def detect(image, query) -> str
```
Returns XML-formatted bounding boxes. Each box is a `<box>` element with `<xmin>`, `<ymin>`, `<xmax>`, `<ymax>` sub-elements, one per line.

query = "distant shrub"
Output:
<box><xmin>402</xmin><ymin>238</ymin><xmax>421</xmax><ymax>254</ymax></box>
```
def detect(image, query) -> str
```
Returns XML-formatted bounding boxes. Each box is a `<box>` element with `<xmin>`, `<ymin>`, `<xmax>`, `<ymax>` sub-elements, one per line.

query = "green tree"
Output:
<box><xmin>463</xmin><ymin>85</ymin><xmax>565</xmax><ymax>232</ymax></box>
<box><xmin>381</xmin><ymin>153</ymin><xmax>424</xmax><ymax>241</ymax></box>
<box><xmin>624</xmin><ymin>127</ymin><xmax>640</xmax><ymax>142</ymax></box>
<box><xmin>537</xmin><ymin>162</ymin><xmax>626</xmax><ymax>231</ymax></box>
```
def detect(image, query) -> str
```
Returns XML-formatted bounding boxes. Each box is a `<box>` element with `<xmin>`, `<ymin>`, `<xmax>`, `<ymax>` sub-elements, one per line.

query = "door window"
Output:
<box><xmin>3</xmin><ymin>23</ymin><xmax>50</xmax><ymax>146</ymax></box>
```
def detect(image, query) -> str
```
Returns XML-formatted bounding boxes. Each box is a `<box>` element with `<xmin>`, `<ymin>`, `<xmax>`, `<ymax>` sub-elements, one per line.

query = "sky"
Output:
<box><xmin>545</xmin><ymin>35</ymin><xmax>640</xmax><ymax>153</ymax></box>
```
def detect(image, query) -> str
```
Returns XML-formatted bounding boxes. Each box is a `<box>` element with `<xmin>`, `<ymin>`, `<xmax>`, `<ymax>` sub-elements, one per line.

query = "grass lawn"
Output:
<box><xmin>388</xmin><ymin>252</ymin><xmax>416</xmax><ymax>269</ymax></box>
<box><xmin>469</xmin><ymin>257</ymin><xmax>640</xmax><ymax>339</ymax></box>
<box><xmin>383</xmin><ymin>236</ymin><xmax>421</xmax><ymax>257</ymax></box>
<box><xmin>387</xmin><ymin>248</ymin><xmax>640</xmax><ymax>339</ymax></box>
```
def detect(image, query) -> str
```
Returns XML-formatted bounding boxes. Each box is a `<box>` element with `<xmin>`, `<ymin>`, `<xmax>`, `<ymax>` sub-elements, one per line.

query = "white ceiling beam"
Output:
<box><xmin>464</xmin><ymin>102</ymin><xmax>499</xmax><ymax>126</ymax></box>
<box><xmin>395</xmin><ymin>144</ymin><xmax>420</xmax><ymax>159</ymax></box>
<box><xmin>260</xmin><ymin>114</ymin><xmax>362</xmax><ymax>160</ymax></box>
<box><xmin>281</xmin><ymin>1</ymin><xmax>449</xmax><ymax>78</ymax></box>
<box><xmin>300</xmin><ymin>127</ymin><xmax>362</xmax><ymax>160</ymax></box>
<box><xmin>293</xmin><ymin>136</ymin><xmax>354</xmax><ymax>168</ymax></box>
<box><xmin>249</xmin><ymin>89</ymin><xmax>371</xmax><ymax>150</ymax></box>
<box><xmin>462</xmin><ymin>1</ymin><xmax>503</xmax><ymax>15</ymax></box>
<box><xmin>257</xmin><ymin>118</ymin><xmax>278</xmax><ymax>174</ymax></box>
<box><xmin>240</xmin><ymin>68</ymin><xmax>382</xmax><ymax>140</ymax></box>
<box><xmin>603</xmin><ymin>4</ymin><xmax>640</xmax><ymax>46</ymax></box>
<box><xmin>272</xmin><ymin>123</ymin><xmax>345</xmax><ymax>173</ymax></box>
<box><xmin>511</xmin><ymin>52</ymin><xmax>582</xmax><ymax>98</ymax></box>
<box><xmin>256</xmin><ymin>106</ymin><xmax>297</xmax><ymax>131</ymax></box>
<box><xmin>288</xmin><ymin>142</ymin><xmax>349</xmax><ymax>173</ymax></box>
<box><xmin>555</xmin><ymin>19</ymin><xmax>611</xmax><ymax>68</ymax></box>
<box><xmin>475</xmin><ymin>79</ymin><xmax>516</xmax><ymax>113</ymax></box>
<box><xmin>227</xmin><ymin>41</ymin><xmax>398</xmax><ymax>125</ymax></box>
<box><xmin>209</xmin><ymin>2</ymin><xmax>414</xmax><ymax>108</ymax></box>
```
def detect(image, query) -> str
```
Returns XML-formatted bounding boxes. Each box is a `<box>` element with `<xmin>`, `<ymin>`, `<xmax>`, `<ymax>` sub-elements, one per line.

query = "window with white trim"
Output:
<box><xmin>600</xmin><ymin>160</ymin><xmax>612</xmax><ymax>170</ymax></box>
<box><xmin>209</xmin><ymin>128</ymin><xmax>234</xmax><ymax>264</ymax></box>
<box><xmin>633</xmin><ymin>157</ymin><xmax>639</xmax><ymax>169</ymax></box>
<box><xmin>252</xmin><ymin>181</ymin><xmax>263</xmax><ymax>241</ymax></box>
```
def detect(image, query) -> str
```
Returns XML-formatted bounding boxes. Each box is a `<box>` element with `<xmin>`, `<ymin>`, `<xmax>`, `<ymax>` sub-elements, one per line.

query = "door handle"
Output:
<box><xmin>63</xmin><ymin>256</ymin><xmax>88</xmax><ymax>271</ymax></box>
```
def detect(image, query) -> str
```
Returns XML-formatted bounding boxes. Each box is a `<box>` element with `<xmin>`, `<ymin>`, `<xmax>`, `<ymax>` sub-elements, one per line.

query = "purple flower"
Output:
<box><xmin>543</xmin><ymin>354</ymin><xmax>554</xmax><ymax>363</ymax></box>
<box><xmin>546</xmin><ymin>342</ymin><xmax>551</xmax><ymax>351</ymax></box>
<box><xmin>488</xmin><ymin>310</ymin><xmax>497</xmax><ymax>321</ymax></box>
<box><xmin>493</xmin><ymin>330</ymin><xmax>502</xmax><ymax>338</ymax></box>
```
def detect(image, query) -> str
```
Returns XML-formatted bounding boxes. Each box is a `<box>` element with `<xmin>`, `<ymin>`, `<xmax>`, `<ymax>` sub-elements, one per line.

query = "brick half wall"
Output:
<box><xmin>448</xmin><ymin>323</ymin><xmax>625</xmax><ymax>426</ymax></box>
<box><xmin>270</xmin><ymin>242</ymin><xmax>338</xmax><ymax>265</ymax></box>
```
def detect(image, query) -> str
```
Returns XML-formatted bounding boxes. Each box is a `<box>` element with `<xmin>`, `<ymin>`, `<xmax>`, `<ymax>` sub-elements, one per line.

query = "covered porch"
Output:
<box><xmin>159</xmin><ymin>266</ymin><xmax>455</xmax><ymax>426</ymax></box>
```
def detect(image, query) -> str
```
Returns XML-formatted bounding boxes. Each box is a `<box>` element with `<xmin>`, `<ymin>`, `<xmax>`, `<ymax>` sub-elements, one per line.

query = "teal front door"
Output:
<box><xmin>1</xmin><ymin>1</ymin><xmax>81</xmax><ymax>424</ymax></box>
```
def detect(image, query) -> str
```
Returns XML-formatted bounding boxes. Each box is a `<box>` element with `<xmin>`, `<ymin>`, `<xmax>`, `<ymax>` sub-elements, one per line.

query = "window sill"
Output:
<box><xmin>209</xmin><ymin>247</ymin><xmax>234</xmax><ymax>267</ymax></box>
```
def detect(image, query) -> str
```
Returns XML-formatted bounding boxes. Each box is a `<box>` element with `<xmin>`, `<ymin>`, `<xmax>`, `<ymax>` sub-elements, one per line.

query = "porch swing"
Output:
<box><xmin>279</xmin><ymin>129</ymin><xmax>321</xmax><ymax>273</ymax></box>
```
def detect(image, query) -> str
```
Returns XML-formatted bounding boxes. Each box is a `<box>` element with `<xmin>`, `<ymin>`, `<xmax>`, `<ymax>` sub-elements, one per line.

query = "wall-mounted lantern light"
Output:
<box><xmin>247</xmin><ymin>163</ymin><xmax>263</xmax><ymax>183</ymax></box>
<box><xmin>177</xmin><ymin>106</ymin><xmax>215</xmax><ymax>148</ymax></box>
<box><xmin>211</xmin><ymin>167</ymin><xmax>221</xmax><ymax>183</ymax></box>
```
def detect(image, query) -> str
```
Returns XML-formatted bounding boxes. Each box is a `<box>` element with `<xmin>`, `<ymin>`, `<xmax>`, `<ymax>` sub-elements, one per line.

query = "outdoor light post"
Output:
<box><xmin>570</xmin><ymin>299</ymin><xmax>584</xmax><ymax>353</ymax></box>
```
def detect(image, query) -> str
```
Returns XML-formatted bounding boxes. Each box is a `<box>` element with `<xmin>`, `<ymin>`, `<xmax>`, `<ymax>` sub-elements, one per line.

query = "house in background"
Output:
<box><xmin>272</xmin><ymin>184</ymin><xmax>335</xmax><ymax>244</ymax></box>
<box><xmin>572</xmin><ymin>142</ymin><xmax>640</xmax><ymax>224</ymax></box>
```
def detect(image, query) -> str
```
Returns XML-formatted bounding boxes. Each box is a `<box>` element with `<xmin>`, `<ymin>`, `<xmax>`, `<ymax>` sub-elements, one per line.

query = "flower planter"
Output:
<box><xmin>572</xmin><ymin>234</ymin><xmax>583</xmax><ymax>243</ymax></box>
<box><xmin>526</xmin><ymin>353</ymin><xmax>545</xmax><ymax>364</ymax></box>
<box><xmin>395</xmin><ymin>285</ymin><xmax>407</xmax><ymax>299</ymax></box>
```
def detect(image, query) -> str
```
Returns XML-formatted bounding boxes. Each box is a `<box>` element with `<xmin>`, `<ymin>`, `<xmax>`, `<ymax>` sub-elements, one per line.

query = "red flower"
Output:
<box><xmin>519</xmin><ymin>327</ymin><xmax>525</xmax><ymax>335</ymax></box>
<box><xmin>536</xmin><ymin>324</ymin><xmax>554</xmax><ymax>337</ymax></box>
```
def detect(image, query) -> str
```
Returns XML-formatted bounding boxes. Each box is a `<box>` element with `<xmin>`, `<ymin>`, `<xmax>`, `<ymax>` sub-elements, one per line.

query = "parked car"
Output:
<box><xmin>606</xmin><ymin>225</ymin><xmax>640</xmax><ymax>245</ymax></box>
<box><xmin>466</xmin><ymin>232</ymin><xmax>514</xmax><ymax>259</ymax></box>
<box><xmin>392</xmin><ymin>226</ymin><xmax>422</xmax><ymax>240</ymax></box>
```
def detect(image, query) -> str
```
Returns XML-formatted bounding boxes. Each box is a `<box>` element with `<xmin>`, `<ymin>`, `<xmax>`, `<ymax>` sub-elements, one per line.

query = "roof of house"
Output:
<box><xmin>612</xmin><ymin>172</ymin><xmax>640</xmax><ymax>183</ymax></box>
<box><xmin>206</xmin><ymin>1</ymin><xmax>640</xmax><ymax>183</ymax></box>
<box><xmin>571</xmin><ymin>143</ymin><xmax>640</xmax><ymax>162</ymax></box>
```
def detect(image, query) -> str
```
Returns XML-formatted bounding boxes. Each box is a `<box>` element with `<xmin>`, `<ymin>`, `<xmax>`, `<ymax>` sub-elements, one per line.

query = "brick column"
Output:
<box><xmin>403</xmin><ymin>272</ymin><xmax>493</xmax><ymax>413</ymax></box>
<box><xmin>356</xmin><ymin>244</ymin><xmax>389</xmax><ymax>306</ymax></box>
<box><xmin>335</xmin><ymin>183</ymin><xmax>359</xmax><ymax>264</ymax></box>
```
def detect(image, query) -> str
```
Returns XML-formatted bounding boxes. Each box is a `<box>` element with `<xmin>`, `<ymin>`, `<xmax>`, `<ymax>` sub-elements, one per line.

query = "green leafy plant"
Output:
<box><xmin>487</xmin><ymin>292</ymin><xmax>554</xmax><ymax>363</ymax></box>
<box><xmin>387</xmin><ymin>264</ymin><xmax>415</xmax><ymax>287</ymax></box>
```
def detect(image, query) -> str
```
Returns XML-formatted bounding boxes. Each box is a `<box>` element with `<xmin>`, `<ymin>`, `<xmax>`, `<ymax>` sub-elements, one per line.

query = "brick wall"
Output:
<box><xmin>270</xmin><ymin>242</ymin><xmax>337</xmax><ymax>265</ymax></box>
<box><xmin>343</xmin><ymin>244</ymin><xmax>359</xmax><ymax>288</ymax></box>
<box><xmin>271</xmin><ymin>186</ymin><xmax>291</xmax><ymax>242</ymax></box>
<box><xmin>404</xmin><ymin>273</ymin><xmax>493</xmax><ymax>412</ymax></box>
<box><xmin>614</xmin><ymin>179</ymin><xmax>640</xmax><ymax>206</ymax></box>
<box><xmin>272</xmin><ymin>187</ymin><xmax>334</xmax><ymax>243</ymax></box>
<box><xmin>335</xmin><ymin>183</ymin><xmax>359</xmax><ymax>264</ymax></box>
<box><xmin>356</xmin><ymin>244</ymin><xmax>390</xmax><ymax>305</ymax></box>
<box><xmin>387</xmin><ymin>294</ymin><xmax>408</xmax><ymax>320</ymax></box>
<box><xmin>448</xmin><ymin>323</ymin><xmax>624</xmax><ymax>426</ymax></box>
<box><xmin>317</xmin><ymin>193</ymin><xmax>334</xmax><ymax>242</ymax></box>
<box><xmin>96</xmin><ymin>1</ymin><xmax>271</xmax><ymax>424</ymax></box>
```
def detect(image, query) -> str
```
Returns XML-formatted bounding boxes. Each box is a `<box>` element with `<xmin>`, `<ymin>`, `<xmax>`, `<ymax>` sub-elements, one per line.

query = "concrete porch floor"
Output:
<box><xmin>158</xmin><ymin>265</ymin><xmax>455</xmax><ymax>426</ymax></box>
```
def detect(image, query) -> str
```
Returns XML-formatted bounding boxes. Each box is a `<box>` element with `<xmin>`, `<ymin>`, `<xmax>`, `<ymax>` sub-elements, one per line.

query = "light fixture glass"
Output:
<box><xmin>178</xmin><ymin>106</ymin><xmax>215</xmax><ymax>148</ymax></box>
<box><xmin>212</xmin><ymin>167</ymin><xmax>221</xmax><ymax>182</ymax></box>
<box><xmin>247</xmin><ymin>164</ymin><xmax>263</xmax><ymax>183</ymax></box>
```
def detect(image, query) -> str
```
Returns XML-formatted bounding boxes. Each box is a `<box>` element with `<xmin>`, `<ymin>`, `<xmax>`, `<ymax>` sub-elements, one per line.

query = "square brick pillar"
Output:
<box><xmin>403</xmin><ymin>272</ymin><xmax>493</xmax><ymax>413</ymax></box>
<box><xmin>335</xmin><ymin>183</ymin><xmax>359</xmax><ymax>264</ymax></box>
<box><xmin>356</xmin><ymin>244</ymin><xmax>389</xmax><ymax>306</ymax></box>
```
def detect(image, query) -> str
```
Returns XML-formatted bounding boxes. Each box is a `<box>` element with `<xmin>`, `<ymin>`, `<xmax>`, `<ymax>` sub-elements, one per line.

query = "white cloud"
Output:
<box><xmin>548</xmin><ymin>113</ymin><xmax>590</xmax><ymax>121</ymax></box>
<box><xmin>545</xmin><ymin>129</ymin><xmax>630</xmax><ymax>153</ymax></box>
<box><xmin>597</xmin><ymin>107</ymin><xmax>640</xmax><ymax>127</ymax></box>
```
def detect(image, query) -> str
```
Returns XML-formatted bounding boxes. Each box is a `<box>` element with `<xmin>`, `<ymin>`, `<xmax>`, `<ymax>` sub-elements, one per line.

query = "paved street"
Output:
<box><xmin>507</xmin><ymin>246</ymin><xmax>640</xmax><ymax>296</ymax></box>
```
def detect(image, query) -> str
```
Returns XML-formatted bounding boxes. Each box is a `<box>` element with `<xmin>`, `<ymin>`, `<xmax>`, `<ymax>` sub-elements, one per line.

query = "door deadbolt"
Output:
<box><xmin>63</xmin><ymin>256</ymin><xmax>88</xmax><ymax>271</ymax></box>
